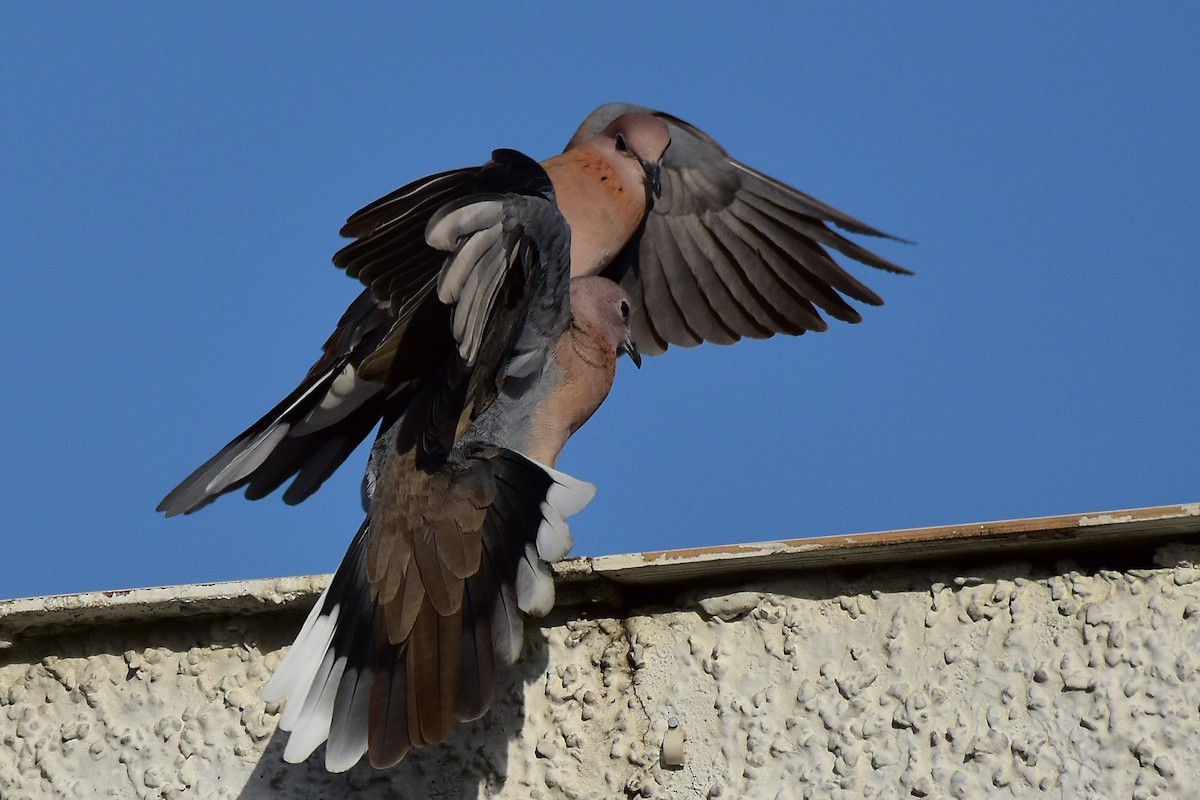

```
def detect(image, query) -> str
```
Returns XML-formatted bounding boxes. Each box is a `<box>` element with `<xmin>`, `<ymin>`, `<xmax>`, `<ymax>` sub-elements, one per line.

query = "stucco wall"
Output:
<box><xmin>3</xmin><ymin>512</ymin><xmax>1199</xmax><ymax>799</ymax></box>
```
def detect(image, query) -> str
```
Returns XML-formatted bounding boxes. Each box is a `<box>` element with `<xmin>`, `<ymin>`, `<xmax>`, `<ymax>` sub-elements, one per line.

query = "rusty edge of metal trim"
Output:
<box><xmin>3</xmin><ymin>502</ymin><xmax>1198</xmax><ymax>641</ymax></box>
<box><xmin>587</xmin><ymin>501</ymin><xmax>1200</xmax><ymax>585</ymax></box>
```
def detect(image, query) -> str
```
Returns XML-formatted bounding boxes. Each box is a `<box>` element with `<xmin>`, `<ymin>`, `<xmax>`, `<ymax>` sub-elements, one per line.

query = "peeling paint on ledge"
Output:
<box><xmin>592</xmin><ymin>502</ymin><xmax>1200</xmax><ymax>585</ymax></box>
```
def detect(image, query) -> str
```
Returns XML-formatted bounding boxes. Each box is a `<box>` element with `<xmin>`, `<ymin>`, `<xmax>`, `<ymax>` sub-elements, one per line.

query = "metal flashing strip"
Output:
<box><xmin>3</xmin><ymin>502</ymin><xmax>1198</xmax><ymax>641</ymax></box>
<box><xmin>587</xmin><ymin>502</ymin><xmax>1200</xmax><ymax>585</ymax></box>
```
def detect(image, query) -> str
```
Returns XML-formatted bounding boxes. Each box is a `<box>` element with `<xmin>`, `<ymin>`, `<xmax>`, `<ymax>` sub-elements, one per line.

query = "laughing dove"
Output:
<box><xmin>158</xmin><ymin>104</ymin><xmax>905</xmax><ymax>518</ymax></box>
<box><xmin>259</xmin><ymin>161</ymin><xmax>640</xmax><ymax>769</ymax></box>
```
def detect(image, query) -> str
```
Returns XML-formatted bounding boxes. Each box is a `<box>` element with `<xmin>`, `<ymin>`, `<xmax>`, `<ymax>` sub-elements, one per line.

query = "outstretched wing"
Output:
<box><xmin>158</xmin><ymin>152</ymin><xmax>556</xmax><ymax>514</ymax></box>
<box><xmin>157</xmin><ymin>291</ymin><xmax>394</xmax><ymax>516</ymax></box>
<box><xmin>261</xmin><ymin>154</ymin><xmax>584</xmax><ymax>771</ymax></box>
<box><xmin>379</xmin><ymin>150</ymin><xmax>574</xmax><ymax>458</ymax></box>
<box><xmin>567</xmin><ymin>103</ymin><xmax>911</xmax><ymax>355</ymax></box>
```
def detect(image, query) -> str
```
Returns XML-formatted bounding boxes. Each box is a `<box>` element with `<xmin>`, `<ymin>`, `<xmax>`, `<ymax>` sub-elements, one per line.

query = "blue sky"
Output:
<box><xmin>4</xmin><ymin>6</ymin><xmax>1198</xmax><ymax>601</ymax></box>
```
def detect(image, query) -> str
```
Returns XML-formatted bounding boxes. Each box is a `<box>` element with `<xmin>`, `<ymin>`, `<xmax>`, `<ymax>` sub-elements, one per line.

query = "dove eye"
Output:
<box><xmin>614</xmin><ymin>134</ymin><xmax>628</xmax><ymax>153</ymax></box>
<box><xmin>618</xmin><ymin>300</ymin><xmax>631</xmax><ymax>321</ymax></box>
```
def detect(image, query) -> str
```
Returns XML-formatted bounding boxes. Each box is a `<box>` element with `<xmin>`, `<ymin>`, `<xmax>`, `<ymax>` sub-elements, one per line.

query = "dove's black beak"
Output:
<box><xmin>622</xmin><ymin>331</ymin><xmax>642</xmax><ymax>369</ymax></box>
<box><xmin>642</xmin><ymin>160</ymin><xmax>662</xmax><ymax>198</ymax></box>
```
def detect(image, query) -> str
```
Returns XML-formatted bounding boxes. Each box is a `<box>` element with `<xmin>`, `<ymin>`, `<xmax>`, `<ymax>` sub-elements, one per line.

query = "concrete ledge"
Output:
<box><xmin>4</xmin><ymin>502</ymin><xmax>1196</xmax><ymax>640</ymax></box>
<box><xmin>3</xmin><ymin>503</ymin><xmax>1200</xmax><ymax>798</ymax></box>
<box><xmin>0</xmin><ymin>576</ymin><xmax>325</xmax><ymax>645</ymax></box>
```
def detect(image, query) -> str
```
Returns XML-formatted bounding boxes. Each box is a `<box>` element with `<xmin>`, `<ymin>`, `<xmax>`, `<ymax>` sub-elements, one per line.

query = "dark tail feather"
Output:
<box><xmin>365</xmin><ymin>628</ymin><xmax>409</xmax><ymax>768</ymax></box>
<box><xmin>261</xmin><ymin>450</ymin><xmax>594</xmax><ymax>772</ymax></box>
<box><xmin>261</xmin><ymin>521</ymin><xmax>372</xmax><ymax>767</ymax></box>
<box><xmin>456</xmin><ymin>573</ymin><xmax>496</xmax><ymax>722</ymax></box>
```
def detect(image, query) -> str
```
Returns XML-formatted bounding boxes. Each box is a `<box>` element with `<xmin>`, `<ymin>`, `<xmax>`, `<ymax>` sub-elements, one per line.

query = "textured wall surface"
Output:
<box><xmin>3</xmin><ymin>542</ymin><xmax>1200</xmax><ymax>799</ymax></box>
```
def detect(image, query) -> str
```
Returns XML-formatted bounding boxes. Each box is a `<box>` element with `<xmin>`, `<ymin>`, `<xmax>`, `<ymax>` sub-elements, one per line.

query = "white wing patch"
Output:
<box><xmin>291</xmin><ymin>364</ymin><xmax>378</xmax><ymax>435</ymax></box>
<box><xmin>427</xmin><ymin>199</ymin><xmax>503</xmax><ymax>254</ymax></box>
<box><xmin>205</xmin><ymin>422</ymin><xmax>290</xmax><ymax>494</ymax></box>
<box><xmin>428</xmin><ymin>198</ymin><xmax>514</xmax><ymax>366</ymax></box>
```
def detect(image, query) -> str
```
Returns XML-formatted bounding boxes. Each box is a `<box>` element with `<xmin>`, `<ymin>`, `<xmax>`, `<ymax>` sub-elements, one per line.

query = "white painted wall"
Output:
<box><xmin>2</xmin><ymin>542</ymin><xmax>1198</xmax><ymax>798</ymax></box>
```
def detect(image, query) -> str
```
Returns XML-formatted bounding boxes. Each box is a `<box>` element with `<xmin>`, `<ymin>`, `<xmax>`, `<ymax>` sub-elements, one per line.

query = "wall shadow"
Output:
<box><xmin>235</xmin><ymin>626</ymin><xmax>550</xmax><ymax>800</ymax></box>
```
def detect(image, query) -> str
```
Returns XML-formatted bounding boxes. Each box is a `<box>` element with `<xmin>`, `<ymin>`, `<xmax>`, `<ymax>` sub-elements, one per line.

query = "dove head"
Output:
<box><xmin>598</xmin><ymin>113</ymin><xmax>669</xmax><ymax>198</ymax></box>
<box><xmin>544</xmin><ymin>111</ymin><xmax>670</xmax><ymax>276</ymax></box>
<box><xmin>570</xmin><ymin>276</ymin><xmax>641</xmax><ymax>368</ymax></box>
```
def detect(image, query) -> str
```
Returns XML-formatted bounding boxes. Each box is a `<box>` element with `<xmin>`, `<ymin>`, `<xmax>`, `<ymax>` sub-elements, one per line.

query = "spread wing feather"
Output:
<box><xmin>568</xmin><ymin>103</ymin><xmax>910</xmax><ymax>355</ymax></box>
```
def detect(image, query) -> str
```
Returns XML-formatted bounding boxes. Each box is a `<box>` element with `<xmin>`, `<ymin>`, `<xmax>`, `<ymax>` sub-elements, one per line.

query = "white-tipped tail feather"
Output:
<box><xmin>515</xmin><ymin>542</ymin><xmax>555</xmax><ymax>616</ymax></box>
<box><xmin>261</xmin><ymin>587</ymin><xmax>338</xmax><ymax>706</ymax></box>
<box><xmin>532</xmin><ymin>461</ymin><xmax>595</xmax><ymax>562</ymax></box>
<box><xmin>537</xmin><ymin>462</ymin><xmax>597</xmax><ymax>519</ymax></box>
<box><xmin>260</xmin><ymin>451</ymin><xmax>595</xmax><ymax>772</ymax></box>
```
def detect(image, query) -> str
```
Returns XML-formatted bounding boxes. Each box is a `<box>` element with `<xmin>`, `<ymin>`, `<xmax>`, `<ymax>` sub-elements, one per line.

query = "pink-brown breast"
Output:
<box><xmin>523</xmin><ymin>322</ymin><xmax>617</xmax><ymax>467</ymax></box>
<box><xmin>542</xmin><ymin>147</ymin><xmax>648</xmax><ymax>277</ymax></box>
